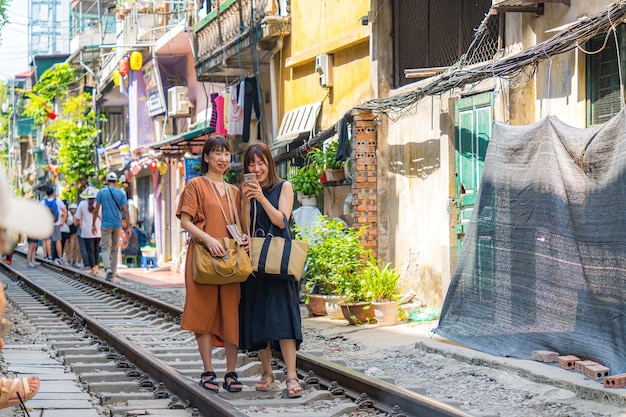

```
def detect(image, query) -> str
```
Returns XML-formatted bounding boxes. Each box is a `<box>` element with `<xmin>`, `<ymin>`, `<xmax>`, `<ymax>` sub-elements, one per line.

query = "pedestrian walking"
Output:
<box><xmin>92</xmin><ymin>172</ymin><xmax>129</xmax><ymax>281</ymax></box>
<box><xmin>76</xmin><ymin>186</ymin><xmax>102</xmax><ymax>276</ymax></box>
<box><xmin>176</xmin><ymin>135</ymin><xmax>248</xmax><ymax>394</ymax></box>
<box><xmin>65</xmin><ymin>203</ymin><xmax>81</xmax><ymax>267</ymax></box>
<box><xmin>0</xmin><ymin>161</ymin><xmax>48</xmax><ymax>407</ymax></box>
<box><xmin>40</xmin><ymin>187</ymin><xmax>67</xmax><ymax>264</ymax></box>
<box><xmin>239</xmin><ymin>142</ymin><xmax>303</xmax><ymax>397</ymax></box>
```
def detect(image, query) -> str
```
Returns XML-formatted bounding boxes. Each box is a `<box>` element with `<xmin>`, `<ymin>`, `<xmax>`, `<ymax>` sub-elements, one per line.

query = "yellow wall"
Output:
<box><xmin>281</xmin><ymin>0</ymin><xmax>371</xmax><ymax>128</ymax></box>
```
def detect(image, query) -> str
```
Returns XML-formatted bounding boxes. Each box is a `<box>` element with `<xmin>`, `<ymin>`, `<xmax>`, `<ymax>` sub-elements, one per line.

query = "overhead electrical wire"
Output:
<box><xmin>355</xmin><ymin>2</ymin><xmax>626</xmax><ymax>118</ymax></box>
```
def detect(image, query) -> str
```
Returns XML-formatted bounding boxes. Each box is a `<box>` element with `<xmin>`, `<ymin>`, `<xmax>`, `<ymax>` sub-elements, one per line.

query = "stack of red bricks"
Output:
<box><xmin>533</xmin><ymin>351</ymin><xmax>624</xmax><ymax>388</ymax></box>
<box><xmin>350</xmin><ymin>110</ymin><xmax>378</xmax><ymax>257</ymax></box>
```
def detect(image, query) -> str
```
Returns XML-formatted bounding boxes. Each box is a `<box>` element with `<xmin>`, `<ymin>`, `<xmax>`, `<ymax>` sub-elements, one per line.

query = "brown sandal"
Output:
<box><xmin>254</xmin><ymin>371</ymin><xmax>276</xmax><ymax>391</ymax></box>
<box><xmin>285</xmin><ymin>376</ymin><xmax>303</xmax><ymax>398</ymax></box>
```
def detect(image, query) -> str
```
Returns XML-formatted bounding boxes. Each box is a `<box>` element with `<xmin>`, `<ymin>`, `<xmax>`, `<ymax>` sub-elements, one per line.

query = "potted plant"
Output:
<box><xmin>296</xmin><ymin>216</ymin><xmax>369</xmax><ymax>320</ymax></box>
<box><xmin>363</xmin><ymin>257</ymin><xmax>402</xmax><ymax>325</ymax></box>
<box><xmin>289</xmin><ymin>165</ymin><xmax>323</xmax><ymax>206</ymax></box>
<box><xmin>322</xmin><ymin>139</ymin><xmax>346</xmax><ymax>182</ymax></box>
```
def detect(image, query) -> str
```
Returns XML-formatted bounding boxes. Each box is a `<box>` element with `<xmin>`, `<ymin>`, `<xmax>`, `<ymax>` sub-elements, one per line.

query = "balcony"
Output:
<box><xmin>491</xmin><ymin>0</ymin><xmax>570</xmax><ymax>14</ymax></box>
<box><xmin>116</xmin><ymin>0</ymin><xmax>192</xmax><ymax>44</ymax></box>
<box><xmin>194</xmin><ymin>0</ymin><xmax>290</xmax><ymax>80</ymax></box>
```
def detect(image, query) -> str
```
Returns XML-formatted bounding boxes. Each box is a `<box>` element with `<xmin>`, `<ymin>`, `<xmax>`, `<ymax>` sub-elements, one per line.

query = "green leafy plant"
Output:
<box><xmin>295</xmin><ymin>216</ymin><xmax>370</xmax><ymax>301</ymax></box>
<box><xmin>363</xmin><ymin>256</ymin><xmax>401</xmax><ymax>302</ymax></box>
<box><xmin>323</xmin><ymin>139</ymin><xmax>344</xmax><ymax>170</ymax></box>
<box><xmin>289</xmin><ymin>165</ymin><xmax>323</xmax><ymax>197</ymax></box>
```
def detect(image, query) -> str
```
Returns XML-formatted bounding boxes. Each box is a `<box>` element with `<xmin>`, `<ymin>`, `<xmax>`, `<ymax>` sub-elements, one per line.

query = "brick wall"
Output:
<box><xmin>350</xmin><ymin>109</ymin><xmax>377</xmax><ymax>257</ymax></box>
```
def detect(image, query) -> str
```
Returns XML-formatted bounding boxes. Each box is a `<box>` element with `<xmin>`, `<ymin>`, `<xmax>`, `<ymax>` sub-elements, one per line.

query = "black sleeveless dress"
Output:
<box><xmin>239</xmin><ymin>181</ymin><xmax>303</xmax><ymax>351</ymax></box>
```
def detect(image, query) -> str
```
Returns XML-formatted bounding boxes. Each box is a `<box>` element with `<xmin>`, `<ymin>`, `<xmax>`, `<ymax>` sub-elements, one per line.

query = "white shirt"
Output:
<box><xmin>40</xmin><ymin>197</ymin><xmax>66</xmax><ymax>227</ymax></box>
<box><xmin>75</xmin><ymin>200</ymin><xmax>102</xmax><ymax>238</ymax></box>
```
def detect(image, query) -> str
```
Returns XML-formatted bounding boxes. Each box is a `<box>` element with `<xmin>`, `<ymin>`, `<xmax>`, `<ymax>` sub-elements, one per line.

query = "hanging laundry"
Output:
<box><xmin>228</xmin><ymin>84</ymin><xmax>244</xmax><ymax>135</ymax></box>
<box><xmin>209</xmin><ymin>92</ymin><xmax>219</xmax><ymax>131</ymax></box>
<box><xmin>223</xmin><ymin>90</ymin><xmax>230</xmax><ymax>134</ymax></box>
<box><xmin>215</xmin><ymin>94</ymin><xmax>227</xmax><ymax>135</ymax></box>
<box><xmin>242</xmin><ymin>77</ymin><xmax>261</xmax><ymax>142</ymax></box>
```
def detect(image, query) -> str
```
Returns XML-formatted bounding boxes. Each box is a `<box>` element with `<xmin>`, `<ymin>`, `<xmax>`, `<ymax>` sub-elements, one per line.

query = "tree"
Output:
<box><xmin>22</xmin><ymin>63</ymin><xmax>102</xmax><ymax>201</ymax></box>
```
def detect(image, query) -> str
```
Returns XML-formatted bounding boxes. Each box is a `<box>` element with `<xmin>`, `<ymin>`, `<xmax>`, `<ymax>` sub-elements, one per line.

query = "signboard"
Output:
<box><xmin>184</xmin><ymin>154</ymin><xmax>201</xmax><ymax>182</ymax></box>
<box><xmin>142</xmin><ymin>59</ymin><xmax>166</xmax><ymax>116</ymax></box>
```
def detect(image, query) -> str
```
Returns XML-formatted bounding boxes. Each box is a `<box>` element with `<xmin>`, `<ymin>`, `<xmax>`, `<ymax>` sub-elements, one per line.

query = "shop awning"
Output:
<box><xmin>272</xmin><ymin>102</ymin><xmax>322</xmax><ymax>149</ymax></box>
<box><xmin>150</xmin><ymin>122</ymin><xmax>215</xmax><ymax>152</ymax></box>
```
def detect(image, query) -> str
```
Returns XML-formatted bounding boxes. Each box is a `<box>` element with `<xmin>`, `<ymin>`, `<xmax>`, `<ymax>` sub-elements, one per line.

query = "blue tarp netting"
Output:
<box><xmin>436</xmin><ymin>109</ymin><xmax>626</xmax><ymax>374</ymax></box>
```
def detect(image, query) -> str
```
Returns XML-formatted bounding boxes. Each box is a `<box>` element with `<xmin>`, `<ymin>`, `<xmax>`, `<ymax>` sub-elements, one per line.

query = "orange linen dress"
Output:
<box><xmin>175</xmin><ymin>176</ymin><xmax>242</xmax><ymax>347</ymax></box>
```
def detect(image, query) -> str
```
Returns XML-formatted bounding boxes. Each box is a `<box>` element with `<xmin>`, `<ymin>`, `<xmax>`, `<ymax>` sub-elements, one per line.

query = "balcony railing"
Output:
<box><xmin>116</xmin><ymin>0</ymin><xmax>193</xmax><ymax>44</ymax></box>
<box><xmin>194</xmin><ymin>0</ymin><xmax>290</xmax><ymax>78</ymax></box>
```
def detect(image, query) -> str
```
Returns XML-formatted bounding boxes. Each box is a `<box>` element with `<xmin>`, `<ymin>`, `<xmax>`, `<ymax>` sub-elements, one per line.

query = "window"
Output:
<box><xmin>392</xmin><ymin>0</ymin><xmax>498</xmax><ymax>88</ymax></box>
<box><xmin>587</xmin><ymin>25</ymin><xmax>626</xmax><ymax>126</ymax></box>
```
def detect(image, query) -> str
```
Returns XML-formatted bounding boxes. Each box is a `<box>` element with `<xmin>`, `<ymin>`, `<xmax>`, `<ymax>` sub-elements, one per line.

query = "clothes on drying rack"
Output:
<box><xmin>242</xmin><ymin>77</ymin><xmax>261</xmax><ymax>142</ymax></box>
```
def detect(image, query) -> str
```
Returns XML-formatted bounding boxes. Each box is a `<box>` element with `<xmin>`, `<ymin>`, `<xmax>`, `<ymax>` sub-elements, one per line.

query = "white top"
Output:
<box><xmin>75</xmin><ymin>200</ymin><xmax>102</xmax><ymax>238</ymax></box>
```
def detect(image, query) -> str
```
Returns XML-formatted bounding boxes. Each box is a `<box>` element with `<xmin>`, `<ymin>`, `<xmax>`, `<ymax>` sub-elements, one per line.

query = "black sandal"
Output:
<box><xmin>222</xmin><ymin>371</ymin><xmax>243</xmax><ymax>393</ymax></box>
<box><xmin>199</xmin><ymin>371</ymin><xmax>219</xmax><ymax>393</ymax></box>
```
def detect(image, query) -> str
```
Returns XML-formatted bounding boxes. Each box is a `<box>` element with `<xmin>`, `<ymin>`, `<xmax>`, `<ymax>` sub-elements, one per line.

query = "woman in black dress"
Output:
<box><xmin>239</xmin><ymin>143</ymin><xmax>303</xmax><ymax>398</ymax></box>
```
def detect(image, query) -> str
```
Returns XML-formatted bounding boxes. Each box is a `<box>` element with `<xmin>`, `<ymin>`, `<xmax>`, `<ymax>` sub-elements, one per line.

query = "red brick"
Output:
<box><xmin>603</xmin><ymin>373</ymin><xmax>626</xmax><ymax>388</ymax></box>
<box><xmin>584</xmin><ymin>365</ymin><xmax>610</xmax><ymax>380</ymax></box>
<box><xmin>575</xmin><ymin>360</ymin><xmax>599</xmax><ymax>373</ymax></box>
<box><xmin>558</xmin><ymin>355</ymin><xmax>580</xmax><ymax>369</ymax></box>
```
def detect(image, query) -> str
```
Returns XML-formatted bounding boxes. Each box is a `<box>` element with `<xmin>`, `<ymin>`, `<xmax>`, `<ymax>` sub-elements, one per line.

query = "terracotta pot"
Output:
<box><xmin>325</xmin><ymin>168</ymin><xmax>345</xmax><ymax>182</ymax></box>
<box><xmin>372</xmin><ymin>301</ymin><xmax>399</xmax><ymax>326</ymax></box>
<box><xmin>306</xmin><ymin>294</ymin><xmax>326</xmax><ymax>316</ymax></box>
<box><xmin>340</xmin><ymin>302</ymin><xmax>376</xmax><ymax>325</ymax></box>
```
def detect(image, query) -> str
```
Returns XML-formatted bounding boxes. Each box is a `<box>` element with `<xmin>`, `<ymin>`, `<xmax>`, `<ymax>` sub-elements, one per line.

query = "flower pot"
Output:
<box><xmin>325</xmin><ymin>168</ymin><xmax>345</xmax><ymax>182</ymax></box>
<box><xmin>297</xmin><ymin>192</ymin><xmax>317</xmax><ymax>207</ymax></box>
<box><xmin>324</xmin><ymin>295</ymin><xmax>345</xmax><ymax>320</ymax></box>
<box><xmin>306</xmin><ymin>294</ymin><xmax>326</xmax><ymax>316</ymax></box>
<box><xmin>372</xmin><ymin>301</ymin><xmax>399</xmax><ymax>326</ymax></box>
<box><xmin>340</xmin><ymin>302</ymin><xmax>375</xmax><ymax>325</ymax></box>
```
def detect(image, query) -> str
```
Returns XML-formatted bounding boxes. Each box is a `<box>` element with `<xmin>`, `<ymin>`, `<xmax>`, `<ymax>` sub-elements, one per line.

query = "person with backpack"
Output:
<box><xmin>92</xmin><ymin>172</ymin><xmax>129</xmax><ymax>281</ymax></box>
<box><xmin>40</xmin><ymin>187</ymin><xmax>67</xmax><ymax>264</ymax></box>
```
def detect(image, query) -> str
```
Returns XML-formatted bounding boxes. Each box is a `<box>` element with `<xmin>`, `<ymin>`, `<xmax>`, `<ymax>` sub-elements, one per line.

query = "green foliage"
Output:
<box><xmin>46</xmin><ymin>93</ymin><xmax>101</xmax><ymax>201</ymax></box>
<box><xmin>289</xmin><ymin>165</ymin><xmax>323</xmax><ymax>197</ymax></box>
<box><xmin>363</xmin><ymin>256</ymin><xmax>401</xmax><ymax>302</ymax></box>
<box><xmin>295</xmin><ymin>216</ymin><xmax>370</xmax><ymax>301</ymax></box>
<box><xmin>323</xmin><ymin>139</ymin><xmax>344</xmax><ymax>170</ymax></box>
<box><xmin>0</xmin><ymin>0</ymin><xmax>10</xmax><ymax>28</ymax></box>
<box><xmin>23</xmin><ymin>63</ymin><xmax>75</xmax><ymax>125</ymax></box>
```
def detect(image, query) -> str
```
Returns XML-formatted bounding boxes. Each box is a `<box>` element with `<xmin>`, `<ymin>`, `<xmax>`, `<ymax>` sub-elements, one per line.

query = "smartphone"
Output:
<box><xmin>0</xmin><ymin>319</ymin><xmax>13</xmax><ymax>338</ymax></box>
<box><xmin>243</xmin><ymin>173</ymin><xmax>257</xmax><ymax>183</ymax></box>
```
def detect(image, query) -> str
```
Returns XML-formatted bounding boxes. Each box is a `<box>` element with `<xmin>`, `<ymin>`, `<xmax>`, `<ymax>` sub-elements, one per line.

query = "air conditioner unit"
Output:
<box><xmin>168</xmin><ymin>86</ymin><xmax>192</xmax><ymax>117</ymax></box>
<box><xmin>314</xmin><ymin>53</ymin><xmax>333</xmax><ymax>88</ymax></box>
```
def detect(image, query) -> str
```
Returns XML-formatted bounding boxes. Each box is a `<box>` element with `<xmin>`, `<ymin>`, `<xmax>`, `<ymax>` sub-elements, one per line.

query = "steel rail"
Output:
<box><xmin>0</xmin><ymin>261</ymin><xmax>247</xmax><ymax>417</ymax></box>
<box><xmin>297</xmin><ymin>352</ymin><xmax>475</xmax><ymax>417</ymax></box>
<box><xmin>5</xmin><ymin>253</ymin><xmax>472</xmax><ymax>417</ymax></box>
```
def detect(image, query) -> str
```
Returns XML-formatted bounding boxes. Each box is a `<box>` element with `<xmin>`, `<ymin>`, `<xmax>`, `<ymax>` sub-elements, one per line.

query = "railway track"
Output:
<box><xmin>0</xmin><ymin>252</ymin><xmax>473</xmax><ymax>417</ymax></box>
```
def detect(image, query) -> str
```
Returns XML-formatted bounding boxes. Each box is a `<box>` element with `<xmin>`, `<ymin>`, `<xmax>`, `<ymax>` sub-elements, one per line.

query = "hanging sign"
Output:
<box><xmin>142</xmin><ymin>59</ymin><xmax>166</xmax><ymax>116</ymax></box>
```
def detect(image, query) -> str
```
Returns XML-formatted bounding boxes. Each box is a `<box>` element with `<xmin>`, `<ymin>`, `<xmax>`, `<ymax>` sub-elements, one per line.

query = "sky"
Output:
<box><xmin>0</xmin><ymin>0</ymin><xmax>29</xmax><ymax>80</ymax></box>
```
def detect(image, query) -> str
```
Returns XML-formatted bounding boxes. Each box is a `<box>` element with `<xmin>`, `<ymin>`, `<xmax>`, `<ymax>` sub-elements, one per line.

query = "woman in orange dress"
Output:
<box><xmin>176</xmin><ymin>135</ymin><xmax>247</xmax><ymax>393</ymax></box>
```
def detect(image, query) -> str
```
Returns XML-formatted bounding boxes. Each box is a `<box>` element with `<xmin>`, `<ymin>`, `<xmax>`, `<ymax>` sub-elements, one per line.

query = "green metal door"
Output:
<box><xmin>454</xmin><ymin>92</ymin><xmax>492</xmax><ymax>252</ymax></box>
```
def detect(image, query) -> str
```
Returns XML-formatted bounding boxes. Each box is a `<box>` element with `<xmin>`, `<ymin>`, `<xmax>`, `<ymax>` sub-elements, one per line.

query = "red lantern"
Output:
<box><xmin>118</xmin><ymin>58</ymin><xmax>130</xmax><ymax>77</ymax></box>
<box><xmin>149</xmin><ymin>159</ymin><xmax>158</xmax><ymax>173</ymax></box>
<box><xmin>47</xmin><ymin>164</ymin><xmax>53</xmax><ymax>172</ymax></box>
<box><xmin>54</xmin><ymin>165</ymin><xmax>60</xmax><ymax>174</ymax></box>
<box><xmin>178</xmin><ymin>161</ymin><xmax>184</xmax><ymax>175</ymax></box>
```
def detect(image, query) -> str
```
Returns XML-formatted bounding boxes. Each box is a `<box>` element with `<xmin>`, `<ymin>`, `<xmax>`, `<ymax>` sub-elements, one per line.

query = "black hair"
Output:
<box><xmin>200</xmin><ymin>135</ymin><xmax>231</xmax><ymax>174</ymax></box>
<box><xmin>45</xmin><ymin>187</ymin><xmax>54</xmax><ymax>196</ymax></box>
